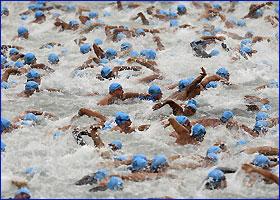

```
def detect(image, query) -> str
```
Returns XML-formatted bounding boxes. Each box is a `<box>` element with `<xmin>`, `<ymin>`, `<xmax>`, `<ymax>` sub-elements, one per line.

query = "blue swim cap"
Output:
<box><xmin>170</xmin><ymin>19</ymin><xmax>179</xmax><ymax>27</ymax></box>
<box><xmin>66</xmin><ymin>5</ymin><xmax>76</xmax><ymax>12</ymax></box>
<box><xmin>1</xmin><ymin>55</ymin><xmax>7</xmax><ymax>65</ymax></box>
<box><xmin>89</xmin><ymin>11</ymin><xmax>98</xmax><ymax>19</ymax></box>
<box><xmin>105</xmin><ymin>48</ymin><xmax>117</xmax><ymax>60</ymax></box>
<box><xmin>220</xmin><ymin>111</ymin><xmax>234</xmax><ymax>123</ymax></box>
<box><xmin>28</xmin><ymin>4</ymin><xmax>36</xmax><ymax>10</ymax></box>
<box><xmin>1</xmin><ymin>81</ymin><xmax>10</xmax><ymax>89</ymax></box>
<box><xmin>261</xmin><ymin>104</ymin><xmax>272</xmax><ymax>111</ymax></box>
<box><xmin>159</xmin><ymin>9</ymin><xmax>168</xmax><ymax>15</ymax></box>
<box><xmin>48</xmin><ymin>53</ymin><xmax>59</xmax><ymax>64</ymax></box>
<box><xmin>151</xmin><ymin>154</ymin><xmax>168</xmax><ymax>172</ymax></box>
<box><xmin>255</xmin><ymin>9</ymin><xmax>263</xmax><ymax>17</ymax></box>
<box><xmin>207</xmin><ymin>146</ymin><xmax>221</xmax><ymax>155</ymax></box>
<box><xmin>177</xmin><ymin>4</ymin><xmax>186</xmax><ymax>14</ymax></box>
<box><xmin>132</xmin><ymin>154</ymin><xmax>147</xmax><ymax>161</ymax></box>
<box><xmin>94</xmin><ymin>38</ymin><xmax>103</xmax><ymax>45</ymax></box>
<box><xmin>100</xmin><ymin>58</ymin><xmax>109</xmax><ymax>64</ymax></box>
<box><xmin>114</xmin><ymin>155</ymin><xmax>128</xmax><ymax>161</ymax></box>
<box><xmin>103</xmin><ymin>11</ymin><xmax>111</xmax><ymax>17</ymax></box>
<box><xmin>214</xmin><ymin>27</ymin><xmax>223</xmax><ymax>33</ymax></box>
<box><xmin>186</xmin><ymin>103</ymin><xmax>197</xmax><ymax>111</ymax></box>
<box><xmin>1</xmin><ymin>141</ymin><xmax>6</xmax><ymax>151</ymax></box>
<box><xmin>25</xmin><ymin>81</ymin><xmax>39</xmax><ymax>91</ymax></box>
<box><xmin>148</xmin><ymin>84</ymin><xmax>162</xmax><ymax>96</ymax></box>
<box><xmin>23</xmin><ymin>113</ymin><xmax>38</xmax><ymax>122</ymax></box>
<box><xmin>94</xmin><ymin>169</ymin><xmax>108</xmax><ymax>181</ymax></box>
<box><xmin>18</xmin><ymin>26</ymin><xmax>28</xmax><ymax>37</ymax></box>
<box><xmin>140</xmin><ymin>49</ymin><xmax>156</xmax><ymax>60</ymax></box>
<box><xmin>216</xmin><ymin>67</ymin><xmax>229</xmax><ymax>78</ymax></box>
<box><xmin>116</xmin><ymin>32</ymin><xmax>126</xmax><ymax>41</ymax></box>
<box><xmin>107</xmin><ymin>176</ymin><xmax>124</xmax><ymax>191</ymax></box>
<box><xmin>109</xmin><ymin>83</ymin><xmax>122</xmax><ymax>93</ymax></box>
<box><xmin>176</xmin><ymin>116</ymin><xmax>189</xmax><ymax>125</ymax></box>
<box><xmin>210</xmin><ymin>49</ymin><xmax>220</xmax><ymax>56</ymax></box>
<box><xmin>236</xmin><ymin>139</ymin><xmax>248</xmax><ymax>146</ymax></box>
<box><xmin>1</xmin><ymin>6</ymin><xmax>8</xmax><ymax>15</ymax></box>
<box><xmin>9</xmin><ymin>48</ymin><xmax>19</xmax><ymax>56</ymax></box>
<box><xmin>110</xmin><ymin>140</ymin><xmax>122</xmax><ymax>150</ymax></box>
<box><xmin>168</xmin><ymin>11</ymin><xmax>177</xmax><ymax>18</ymax></box>
<box><xmin>256</xmin><ymin>112</ymin><xmax>269</xmax><ymax>121</ymax></box>
<box><xmin>178</xmin><ymin>78</ymin><xmax>193</xmax><ymax>91</ymax></box>
<box><xmin>101</xmin><ymin>66</ymin><xmax>112</xmax><ymax>78</ymax></box>
<box><xmin>240</xmin><ymin>45</ymin><xmax>252</xmax><ymax>55</ymax></box>
<box><xmin>130</xmin><ymin>50</ymin><xmax>139</xmax><ymax>57</ymax></box>
<box><xmin>25</xmin><ymin>167</ymin><xmax>36</xmax><ymax>175</ymax></box>
<box><xmin>202</xmin><ymin>31</ymin><xmax>212</xmax><ymax>36</ymax></box>
<box><xmin>1</xmin><ymin>118</ymin><xmax>11</xmax><ymax>132</ymax></box>
<box><xmin>268</xmin><ymin>80</ymin><xmax>278</xmax><ymax>88</ymax></box>
<box><xmin>186</xmin><ymin>99</ymin><xmax>198</xmax><ymax>107</ymax></box>
<box><xmin>213</xmin><ymin>3</ymin><xmax>221</xmax><ymax>9</ymax></box>
<box><xmin>207</xmin><ymin>152</ymin><xmax>218</xmax><ymax>162</ymax></box>
<box><xmin>207</xmin><ymin>169</ymin><xmax>224</xmax><ymax>183</ymax></box>
<box><xmin>131</xmin><ymin>157</ymin><xmax>148</xmax><ymax>171</ymax></box>
<box><xmin>53</xmin><ymin>131</ymin><xmax>63</xmax><ymax>139</ymax></box>
<box><xmin>35</xmin><ymin>10</ymin><xmax>44</xmax><ymax>18</ymax></box>
<box><xmin>191</xmin><ymin>123</ymin><xmax>206</xmax><ymax>138</ymax></box>
<box><xmin>115</xmin><ymin>112</ymin><xmax>130</xmax><ymax>125</ymax></box>
<box><xmin>135</xmin><ymin>28</ymin><xmax>145</xmax><ymax>36</ymax></box>
<box><xmin>252</xmin><ymin>154</ymin><xmax>270</xmax><ymax>168</ymax></box>
<box><xmin>15</xmin><ymin>61</ymin><xmax>24</xmax><ymax>68</ymax></box>
<box><xmin>15</xmin><ymin>187</ymin><xmax>31</xmax><ymax>196</ymax></box>
<box><xmin>80</xmin><ymin>43</ymin><xmax>91</xmax><ymax>54</ymax></box>
<box><xmin>24</xmin><ymin>53</ymin><xmax>36</xmax><ymax>64</ymax></box>
<box><xmin>206</xmin><ymin>81</ymin><xmax>218</xmax><ymax>88</ymax></box>
<box><xmin>253</xmin><ymin>120</ymin><xmax>268</xmax><ymax>132</ymax></box>
<box><xmin>26</xmin><ymin>69</ymin><xmax>40</xmax><ymax>80</ymax></box>
<box><xmin>240</xmin><ymin>39</ymin><xmax>252</xmax><ymax>46</ymax></box>
<box><xmin>69</xmin><ymin>20</ymin><xmax>79</xmax><ymax>27</ymax></box>
<box><xmin>237</xmin><ymin>19</ymin><xmax>246</xmax><ymax>27</ymax></box>
<box><xmin>121</xmin><ymin>42</ymin><xmax>132</xmax><ymax>51</ymax></box>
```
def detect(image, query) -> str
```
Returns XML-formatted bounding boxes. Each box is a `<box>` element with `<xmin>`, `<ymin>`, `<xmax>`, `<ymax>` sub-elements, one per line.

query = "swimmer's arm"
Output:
<box><xmin>113</xmin><ymin>66</ymin><xmax>142</xmax><ymax>72</ymax></box>
<box><xmin>168</xmin><ymin>117</ymin><xmax>191</xmax><ymax>137</ymax></box>
<box><xmin>137</xmin><ymin>124</ymin><xmax>151</xmax><ymax>131</ymax></box>
<box><xmin>92</xmin><ymin>44</ymin><xmax>105</xmax><ymax>59</ymax></box>
<box><xmin>137</xmin><ymin>12</ymin><xmax>149</xmax><ymax>25</ymax></box>
<box><xmin>79</xmin><ymin>15</ymin><xmax>90</xmax><ymax>24</ymax></box>
<box><xmin>200</xmin><ymin>74</ymin><xmax>229</xmax><ymax>88</ymax></box>
<box><xmin>216</xmin><ymin>167</ymin><xmax>237</xmax><ymax>173</ymax></box>
<box><xmin>153</xmin><ymin>36</ymin><xmax>165</xmax><ymax>51</ymax></box>
<box><xmin>241</xmin><ymin>146</ymin><xmax>279</xmax><ymax>156</ymax></box>
<box><xmin>166</xmin><ymin>83</ymin><xmax>178</xmax><ymax>90</ymax></box>
<box><xmin>117</xmin><ymin>1</ymin><xmax>123</xmax><ymax>10</ymax></box>
<box><xmin>77</xmin><ymin>108</ymin><xmax>107</xmax><ymax>124</ymax></box>
<box><xmin>30</xmin><ymin>63</ymin><xmax>55</xmax><ymax>72</ymax></box>
<box><xmin>1</xmin><ymin>68</ymin><xmax>22</xmax><ymax>82</ymax></box>
<box><xmin>44</xmin><ymin>88</ymin><xmax>63</xmax><ymax>93</ymax></box>
<box><xmin>239</xmin><ymin>124</ymin><xmax>259</xmax><ymax>137</ymax></box>
<box><xmin>201</xmin><ymin>36</ymin><xmax>225</xmax><ymax>41</ymax></box>
<box><xmin>183</xmin><ymin>67</ymin><xmax>206</xmax><ymax>98</ymax></box>
<box><xmin>122</xmin><ymin>92</ymin><xmax>143</xmax><ymax>100</ymax></box>
<box><xmin>137</xmin><ymin>74</ymin><xmax>162</xmax><ymax>83</ymax></box>
<box><xmin>11</xmin><ymin>180</ymin><xmax>28</xmax><ymax>188</ymax></box>
<box><xmin>153</xmin><ymin>100</ymin><xmax>184</xmax><ymax>115</ymax></box>
<box><xmin>89</xmin><ymin>126</ymin><xmax>105</xmax><ymax>148</ymax></box>
<box><xmin>268</xmin><ymin>117</ymin><xmax>278</xmax><ymax>127</ymax></box>
<box><xmin>97</xmin><ymin>96</ymin><xmax>112</xmax><ymax>106</ymax></box>
<box><xmin>241</xmin><ymin>163</ymin><xmax>278</xmax><ymax>185</ymax></box>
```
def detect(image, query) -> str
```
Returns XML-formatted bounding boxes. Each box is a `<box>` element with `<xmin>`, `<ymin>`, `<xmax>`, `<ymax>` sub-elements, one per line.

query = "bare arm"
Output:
<box><xmin>153</xmin><ymin>100</ymin><xmax>184</xmax><ymax>115</ymax></box>
<box><xmin>168</xmin><ymin>117</ymin><xmax>190</xmax><ymax>137</ymax></box>
<box><xmin>137</xmin><ymin>74</ymin><xmax>162</xmax><ymax>83</ymax></box>
<box><xmin>241</xmin><ymin>146</ymin><xmax>278</xmax><ymax>156</ymax></box>
<box><xmin>122</xmin><ymin>92</ymin><xmax>143</xmax><ymax>100</ymax></box>
<box><xmin>2</xmin><ymin>68</ymin><xmax>22</xmax><ymax>82</ymax></box>
<box><xmin>92</xmin><ymin>44</ymin><xmax>105</xmax><ymax>59</ymax></box>
<box><xmin>89</xmin><ymin>126</ymin><xmax>105</xmax><ymax>148</ymax></box>
<box><xmin>78</xmin><ymin>108</ymin><xmax>107</xmax><ymax>124</ymax></box>
<box><xmin>200</xmin><ymin>74</ymin><xmax>229</xmax><ymax>88</ymax></box>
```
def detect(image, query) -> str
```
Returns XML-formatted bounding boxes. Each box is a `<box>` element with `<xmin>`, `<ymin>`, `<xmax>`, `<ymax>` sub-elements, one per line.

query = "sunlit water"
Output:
<box><xmin>1</xmin><ymin>1</ymin><xmax>279</xmax><ymax>198</ymax></box>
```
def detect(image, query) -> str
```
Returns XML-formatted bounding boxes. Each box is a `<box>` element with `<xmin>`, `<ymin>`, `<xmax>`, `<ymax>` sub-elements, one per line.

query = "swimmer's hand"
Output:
<box><xmin>138</xmin><ymin>124</ymin><xmax>150</xmax><ymax>131</ymax></box>
<box><xmin>89</xmin><ymin>185</ymin><xmax>108</xmax><ymax>192</ymax></box>
<box><xmin>241</xmin><ymin>163</ymin><xmax>255</xmax><ymax>173</ymax></box>
<box><xmin>152</xmin><ymin>102</ymin><xmax>163</xmax><ymax>110</ymax></box>
<box><xmin>200</xmin><ymin>67</ymin><xmax>207</xmax><ymax>76</ymax></box>
<box><xmin>90</xmin><ymin>125</ymin><xmax>102</xmax><ymax>131</ymax></box>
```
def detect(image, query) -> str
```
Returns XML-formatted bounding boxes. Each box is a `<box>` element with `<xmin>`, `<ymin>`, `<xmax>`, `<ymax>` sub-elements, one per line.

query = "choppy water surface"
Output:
<box><xmin>1</xmin><ymin>1</ymin><xmax>279</xmax><ymax>198</ymax></box>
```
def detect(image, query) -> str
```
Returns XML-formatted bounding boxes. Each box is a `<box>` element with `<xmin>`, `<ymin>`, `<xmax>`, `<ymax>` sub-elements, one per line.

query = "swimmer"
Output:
<box><xmin>97</xmin><ymin>65</ymin><xmax>142</xmax><ymax>80</ymax></box>
<box><xmin>30</xmin><ymin>10</ymin><xmax>46</xmax><ymax>24</ymax></box>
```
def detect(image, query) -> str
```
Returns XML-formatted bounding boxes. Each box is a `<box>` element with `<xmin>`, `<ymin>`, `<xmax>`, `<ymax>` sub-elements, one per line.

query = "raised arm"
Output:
<box><xmin>89</xmin><ymin>126</ymin><xmax>105</xmax><ymax>148</ymax></box>
<box><xmin>2</xmin><ymin>68</ymin><xmax>22</xmax><ymax>82</ymax></box>
<box><xmin>168</xmin><ymin>117</ymin><xmax>190</xmax><ymax>137</ymax></box>
<box><xmin>200</xmin><ymin>74</ymin><xmax>229</xmax><ymax>88</ymax></box>
<box><xmin>78</xmin><ymin>108</ymin><xmax>107</xmax><ymax>124</ymax></box>
<box><xmin>153</xmin><ymin>100</ymin><xmax>184</xmax><ymax>115</ymax></box>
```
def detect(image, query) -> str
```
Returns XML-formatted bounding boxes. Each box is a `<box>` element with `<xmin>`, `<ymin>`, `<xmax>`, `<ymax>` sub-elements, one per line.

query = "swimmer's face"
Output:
<box><xmin>24</xmin><ymin>89</ymin><xmax>35</xmax><ymax>96</ymax></box>
<box><xmin>15</xmin><ymin>193</ymin><xmax>31</xmax><ymax>199</ymax></box>
<box><xmin>153</xmin><ymin>93</ymin><xmax>162</xmax><ymax>101</ymax></box>
<box><xmin>184</xmin><ymin>107</ymin><xmax>196</xmax><ymax>116</ymax></box>
<box><xmin>205</xmin><ymin>178</ymin><xmax>227</xmax><ymax>190</ymax></box>
<box><xmin>23</xmin><ymin>32</ymin><xmax>29</xmax><ymax>39</ymax></box>
<box><xmin>112</xmin><ymin>88</ymin><xmax>124</xmax><ymax>97</ymax></box>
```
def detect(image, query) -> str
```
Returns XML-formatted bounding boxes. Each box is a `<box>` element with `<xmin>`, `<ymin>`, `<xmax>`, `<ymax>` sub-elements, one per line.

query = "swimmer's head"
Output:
<box><xmin>175</xmin><ymin>116</ymin><xmax>190</xmax><ymax>126</ymax></box>
<box><xmin>94</xmin><ymin>38</ymin><xmax>103</xmax><ymax>45</ymax></box>
<box><xmin>255</xmin><ymin>9</ymin><xmax>263</xmax><ymax>17</ymax></box>
<box><xmin>105</xmin><ymin>48</ymin><xmax>117</xmax><ymax>60</ymax></box>
<box><xmin>130</xmin><ymin>50</ymin><xmax>139</xmax><ymax>58</ymax></box>
<box><xmin>252</xmin><ymin>154</ymin><xmax>270</xmax><ymax>168</ymax></box>
<box><xmin>132</xmin><ymin>154</ymin><xmax>147</xmax><ymax>161</ymax></box>
<box><xmin>240</xmin><ymin>45</ymin><xmax>252</xmax><ymax>55</ymax></box>
<box><xmin>34</xmin><ymin>10</ymin><xmax>44</xmax><ymax>18</ymax></box>
<box><xmin>268</xmin><ymin>80</ymin><xmax>278</xmax><ymax>88</ymax></box>
<box><xmin>131</xmin><ymin>157</ymin><xmax>148</xmax><ymax>172</ymax></box>
<box><xmin>207</xmin><ymin>146</ymin><xmax>222</xmax><ymax>155</ymax></box>
<box><xmin>205</xmin><ymin>81</ymin><xmax>218</xmax><ymax>89</ymax></box>
<box><xmin>114</xmin><ymin>155</ymin><xmax>127</xmax><ymax>161</ymax></box>
<box><xmin>94</xmin><ymin>169</ymin><xmax>108</xmax><ymax>181</ymax></box>
<box><xmin>240</xmin><ymin>38</ymin><xmax>252</xmax><ymax>46</ymax></box>
<box><xmin>66</xmin><ymin>5</ymin><xmax>76</xmax><ymax>12</ymax></box>
<box><xmin>170</xmin><ymin>19</ymin><xmax>179</xmax><ymax>27</ymax></box>
<box><xmin>206</xmin><ymin>152</ymin><xmax>218</xmax><ymax>162</ymax></box>
<box><xmin>135</xmin><ymin>28</ymin><xmax>145</xmax><ymax>36</ymax></box>
<box><xmin>115</xmin><ymin>112</ymin><xmax>131</xmax><ymax>126</ymax></box>
<box><xmin>69</xmin><ymin>20</ymin><xmax>79</xmax><ymax>27</ymax></box>
<box><xmin>185</xmin><ymin>102</ymin><xmax>197</xmax><ymax>115</ymax></box>
<box><xmin>256</xmin><ymin>112</ymin><xmax>269</xmax><ymax>121</ymax></box>
<box><xmin>178</xmin><ymin>78</ymin><xmax>193</xmax><ymax>91</ymax></box>
<box><xmin>205</xmin><ymin>169</ymin><xmax>226</xmax><ymax>190</ymax></box>
<box><xmin>1</xmin><ymin>55</ymin><xmax>7</xmax><ymax>65</ymax></box>
<box><xmin>212</xmin><ymin>3</ymin><xmax>222</xmax><ymax>10</ymax></box>
<box><xmin>220</xmin><ymin>111</ymin><xmax>234</xmax><ymax>123</ymax></box>
<box><xmin>116</xmin><ymin>32</ymin><xmax>126</xmax><ymax>41</ymax></box>
<box><xmin>140</xmin><ymin>49</ymin><xmax>156</xmax><ymax>60</ymax></box>
<box><xmin>48</xmin><ymin>53</ymin><xmax>59</xmax><ymax>64</ymax></box>
<box><xmin>148</xmin><ymin>84</ymin><xmax>162</xmax><ymax>100</ymax></box>
<box><xmin>1</xmin><ymin>81</ymin><xmax>10</xmax><ymax>89</ymax></box>
<box><xmin>109</xmin><ymin>83</ymin><xmax>123</xmax><ymax>94</ymax></box>
<box><xmin>17</xmin><ymin>26</ymin><xmax>29</xmax><ymax>38</ymax></box>
<box><xmin>101</xmin><ymin>66</ymin><xmax>112</xmax><ymax>78</ymax></box>
<box><xmin>151</xmin><ymin>154</ymin><xmax>168</xmax><ymax>172</ymax></box>
<box><xmin>26</xmin><ymin>69</ymin><xmax>40</xmax><ymax>82</ymax></box>
<box><xmin>1</xmin><ymin>6</ymin><xmax>9</xmax><ymax>16</ymax></box>
<box><xmin>120</xmin><ymin>42</ymin><xmax>132</xmax><ymax>51</ymax></box>
<box><xmin>107</xmin><ymin>176</ymin><xmax>124</xmax><ymax>191</ymax></box>
<box><xmin>80</xmin><ymin>43</ymin><xmax>91</xmax><ymax>54</ymax></box>
<box><xmin>25</xmin><ymin>81</ymin><xmax>39</xmax><ymax>92</ymax></box>
<box><xmin>237</xmin><ymin>19</ymin><xmax>246</xmax><ymax>27</ymax></box>
<box><xmin>187</xmin><ymin>99</ymin><xmax>198</xmax><ymax>106</ymax></box>
<box><xmin>1</xmin><ymin>141</ymin><xmax>6</xmax><ymax>152</ymax></box>
<box><xmin>100</xmin><ymin>58</ymin><xmax>109</xmax><ymax>64</ymax></box>
<box><xmin>177</xmin><ymin>4</ymin><xmax>186</xmax><ymax>15</ymax></box>
<box><xmin>191</xmin><ymin>123</ymin><xmax>206</xmax><ymax>141</ymax></box>
<box><xmin>15</xmin><ymin>187</ymin><xmax>31</xmax><ymax>198</ymax></box>
<box><xmin>24</xmin><ymin>53</ymin><xmax>36</xmax><ymax>65</ymax></box>
<box><xmin>216</xmin><ymin>67</ymin><xmax>229</xmax><ymax>80</ymax></box>
<box><xmin>1</xmin><ymin>118</ymin><xmax>11</xmax><ymax>133</ymax></box>
<box><xmin>88</xmin><ymin>11</ymin><xmax>98</xmax><ymax>19</ymax></box>
<box><xmin>9</xmin><ymin>48</ymin><xmax>19</xmax><ymax>56</ymax></box>
<box><xmin>109</xmin><ymin>140</ymin><xmax>122</xmax><ymax>151</ymax></box>
<box><xmin>209</xmin><ymin>49</ymin><xmax>220</xmax><ymax>57</ymax></box>
<box><xmin>253</xmin><ymin>120</ymin><xmax>268</xmax><ymax>133</ymax></box>
<box><xmin>23</xmin><ymin>113</ymin><xmax>38</xmax><ymax>122</ymax></box>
